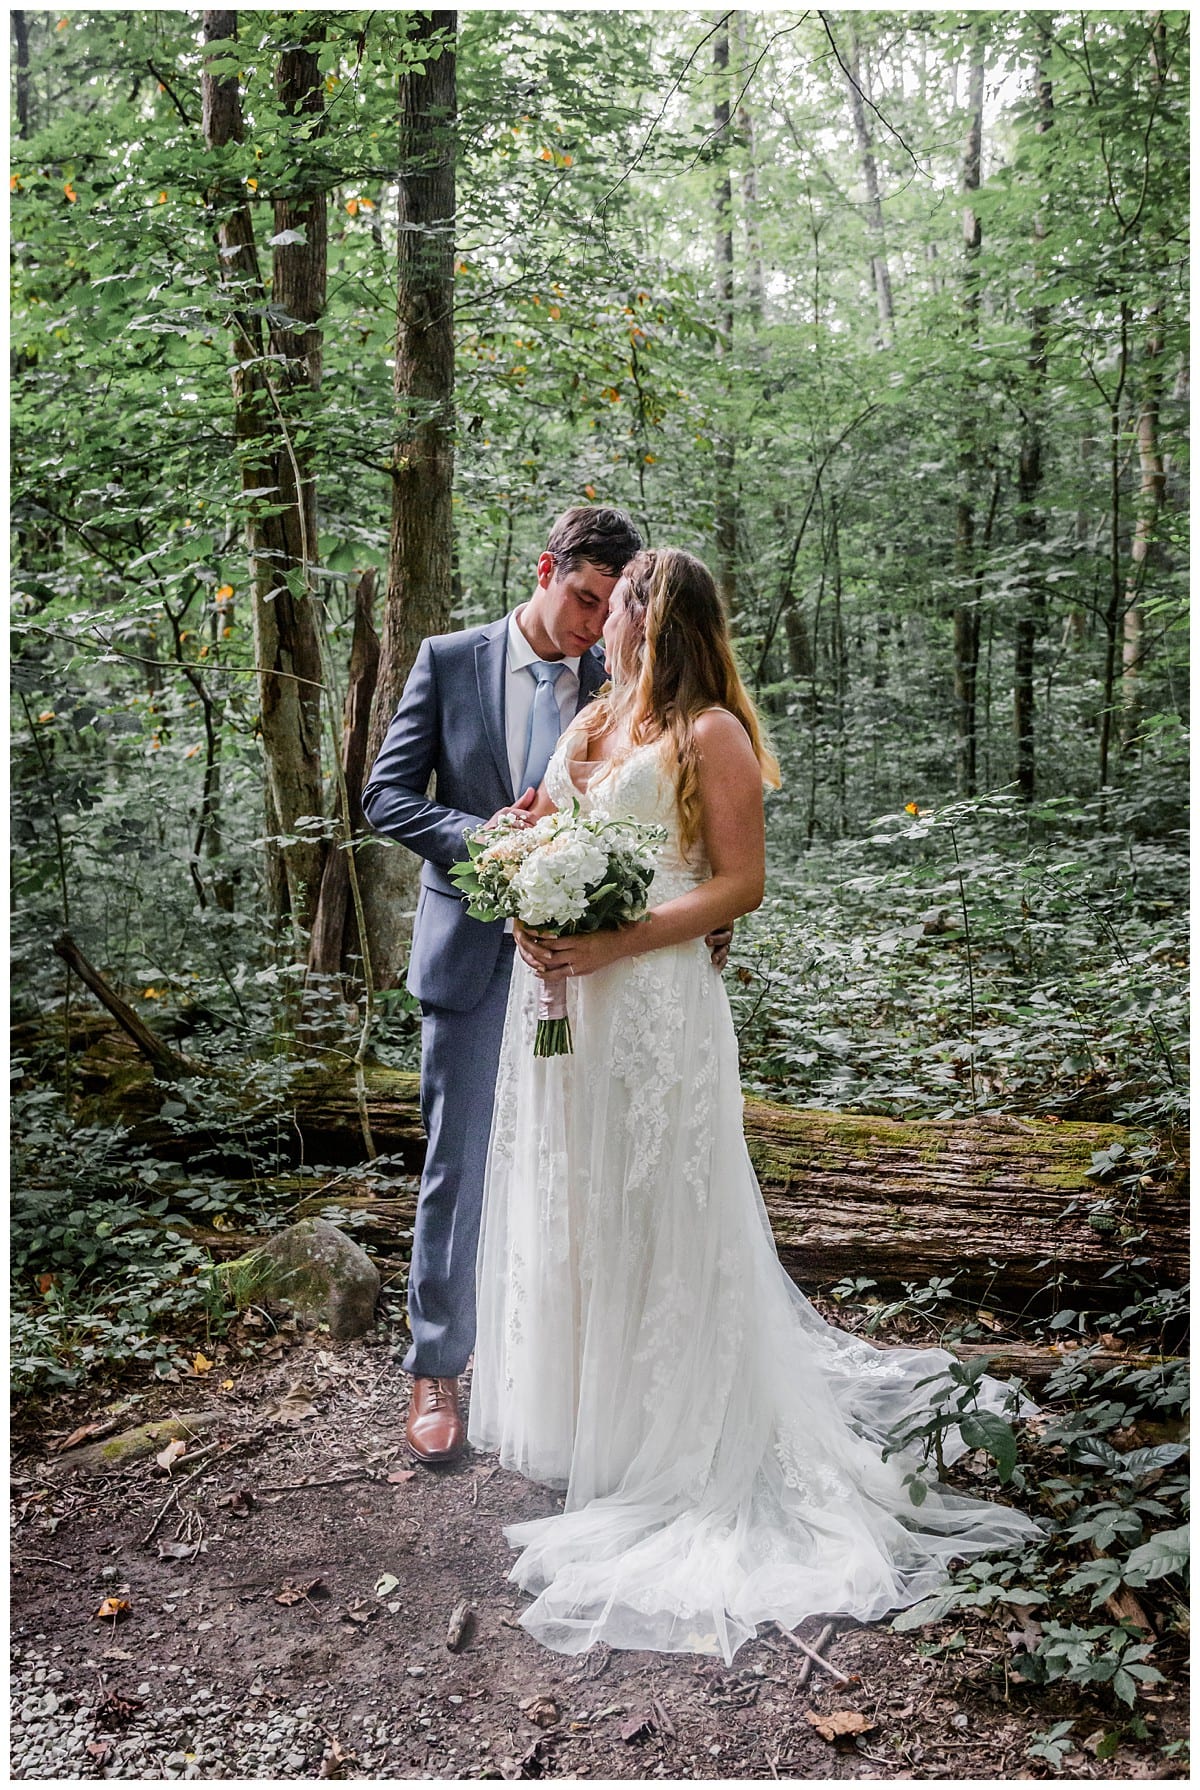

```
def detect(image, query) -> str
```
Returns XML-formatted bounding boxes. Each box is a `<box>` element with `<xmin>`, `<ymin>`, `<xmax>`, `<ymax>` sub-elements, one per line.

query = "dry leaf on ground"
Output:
<box><xmin>274</xmin><ymin>1576</ymin><xmax>328</xmax><ymax>1606</ymax></box>
<box><xmin>805</xmin><ymin>1708</ymin><xmax>876</xmax><ymax>1743</ymax></box>
<box><xmin>317</xmin><ymin>1734</ymin><xmax>358</xmax><ymax>1778</ymax></box>
<box><xmin>157</xmin><ymin>1539</ymin><xmax>207</xmax><ymax>1561</ymax></box>
<box><xmin>619</xmin><ymin>1711</ymin><xmax>655</xmax><ymax>1743</ymax></box>
<box><xmin>216</xmin><ymin>1489</ymin><xmax>254</xmax><ymax>1517</ymax></box>
<box><xmin>94</xmin><ymin>1688</ymin><xmax>144</xmax><ymax>1725</ymax></box>
<box><xmin>519</xmin><ymin>1693</ymin><xmax>560</xmax><ymax>1728</ymax></box>
<box><xmin>55</xmin><ymin>1419</ymin><xmax>116</xmax><ymax>1452</ymax></box>
<box><xmin>93</xmin><ymin>1596</ymin><xmax>131</xmax><ymax>1621</ymax></box>
<box><xmin>261</xmin><ymin>1389</ymin><xmax>319</xmax><ymax>1424</ymax></box>
<box><xmin>446</xmin><ymin>1599</ymin><xmax>475</xmax><ymax>1652</ymax></box>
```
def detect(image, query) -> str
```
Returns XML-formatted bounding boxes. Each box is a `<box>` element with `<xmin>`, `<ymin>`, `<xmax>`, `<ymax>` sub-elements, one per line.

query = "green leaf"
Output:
<box><xmin>1123</xmin><ymin>1524</ymin><xmax>1190</xmax><ymax>1587</ymax></box>
<box><xmin>958</xmin><ymin>1410</ymin><xmax>1018</xmax><ymax>1483</ymax></box>
<box><xmin>891</xmin><ymin>1585</ymin><xmax>966</xmax><ymax>1632</ymax></box>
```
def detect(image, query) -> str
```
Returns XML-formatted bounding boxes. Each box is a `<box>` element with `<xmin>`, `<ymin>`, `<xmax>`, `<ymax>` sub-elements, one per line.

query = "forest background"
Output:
<box><xmin>8</xmin><ymin>7</ymin><xmax>1190</xmax><ymax>1765</ymax></box>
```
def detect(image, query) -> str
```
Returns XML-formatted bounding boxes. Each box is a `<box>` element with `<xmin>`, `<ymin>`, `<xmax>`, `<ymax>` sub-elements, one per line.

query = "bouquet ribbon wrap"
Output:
<box><xmin>535</xmin><ymin>972</ymin><xmax>571</xmax><ymax>1058</ymax></box>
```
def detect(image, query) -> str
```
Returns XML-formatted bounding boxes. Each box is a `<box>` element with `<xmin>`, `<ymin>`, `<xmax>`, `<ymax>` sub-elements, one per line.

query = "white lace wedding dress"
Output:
<box><xmin>468</xmin><ymin>733</ymin><xmax>1039</xmax><ymax>1663</ymax></box>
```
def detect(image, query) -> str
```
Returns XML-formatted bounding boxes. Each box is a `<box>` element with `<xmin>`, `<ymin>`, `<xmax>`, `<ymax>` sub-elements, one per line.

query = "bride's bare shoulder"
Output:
<box><xmin>692</xmin><ymin>706</ymin><xmax>753</xmax><ymax>754</ymax></box>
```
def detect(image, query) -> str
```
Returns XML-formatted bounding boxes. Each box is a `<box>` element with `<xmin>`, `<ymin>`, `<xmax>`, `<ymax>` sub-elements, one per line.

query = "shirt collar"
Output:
<box><xmin>508</xmin><ymin>606</ymin><xmax>581</xmax><ymax>677</ymax></box>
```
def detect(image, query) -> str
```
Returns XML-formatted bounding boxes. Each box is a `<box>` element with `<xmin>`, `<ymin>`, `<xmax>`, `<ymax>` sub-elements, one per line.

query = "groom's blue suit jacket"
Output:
<box><xmin>361</xmin><ymin>613</ymin><xmax>607</xmax><ymax>1013</ymax></box>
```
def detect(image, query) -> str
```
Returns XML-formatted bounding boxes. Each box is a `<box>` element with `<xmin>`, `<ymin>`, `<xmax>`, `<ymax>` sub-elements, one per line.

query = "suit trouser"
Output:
<box><xmin>402</xmin><ymin>934</ymin><xmax>517</xmax><ymax>1379</ymax></box>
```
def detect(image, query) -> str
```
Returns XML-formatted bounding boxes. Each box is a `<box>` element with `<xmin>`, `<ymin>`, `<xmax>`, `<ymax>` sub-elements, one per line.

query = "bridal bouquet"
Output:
<box><xmin>450</xmin><ymin>805</ymin><xmax>664</xmax><ymax>1056</ymax></box>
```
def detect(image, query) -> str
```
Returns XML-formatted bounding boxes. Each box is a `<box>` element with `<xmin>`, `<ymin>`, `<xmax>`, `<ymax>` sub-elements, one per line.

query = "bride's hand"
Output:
<box><xmin>516</xmin><ymin>924</ymin><xmax>629</xmax><ymax>980</ymax></box>
<box><xmin>513</xmin><ymin>919</ymin><xmax>549</xmax><ymax>974</ymax></box>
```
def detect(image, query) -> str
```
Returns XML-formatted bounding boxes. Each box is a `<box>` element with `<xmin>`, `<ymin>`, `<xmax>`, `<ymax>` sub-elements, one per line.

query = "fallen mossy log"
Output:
<box><xmin>93</xmin><ymin>1051</ymin><xmax>1184</xmax><ymax>1298</ymax></box>
<box><xmin>289</xmin><ymin>1069</ymin><xmax>1188</xmax><ymax>1296</ymax></box>
<box><xmin>31</xmin><ymin>983</ymin><xmax>1186</xmax><ymax>1299</ymax></box>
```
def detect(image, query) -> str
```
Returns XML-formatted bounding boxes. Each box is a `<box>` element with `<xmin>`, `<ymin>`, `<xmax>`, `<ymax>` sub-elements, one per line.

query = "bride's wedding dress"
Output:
<box><xmin>468</xmin><ymin>733</ymin><xmax>1039</xmax><ymax>1662</ymax></box>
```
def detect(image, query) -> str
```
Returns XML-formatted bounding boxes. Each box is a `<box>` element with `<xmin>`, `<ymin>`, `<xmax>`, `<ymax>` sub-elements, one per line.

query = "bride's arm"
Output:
<box><xmin>523</xmin><ymin>709</ymin><xmax>765</xmax><ymax>978</ymax></box>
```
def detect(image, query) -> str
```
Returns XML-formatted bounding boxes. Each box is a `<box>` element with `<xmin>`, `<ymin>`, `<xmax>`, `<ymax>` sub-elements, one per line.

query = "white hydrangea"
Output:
<box><xmin>511</xmin><ymin>829</ymin><xmax>609</xmax><ymax>927</ymax></box>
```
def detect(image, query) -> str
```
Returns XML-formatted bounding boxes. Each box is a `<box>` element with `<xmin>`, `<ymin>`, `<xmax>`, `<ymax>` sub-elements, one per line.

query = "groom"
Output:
<box><xmin>361</xmin><ymin>505</ymin><xmax>644</xmax><ymax>1464</ymax></box>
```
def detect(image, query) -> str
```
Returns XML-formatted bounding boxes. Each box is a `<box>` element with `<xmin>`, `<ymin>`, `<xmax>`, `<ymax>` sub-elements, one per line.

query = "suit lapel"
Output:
<box><xmin>575</xmin><ymin>644</ymin><xmax>608</xmax><ymax>713</ymax></box>
<box><xmin>475</xmin><ymin>617</ymin><xmax>514</xmax><ymax>801</ymax></box>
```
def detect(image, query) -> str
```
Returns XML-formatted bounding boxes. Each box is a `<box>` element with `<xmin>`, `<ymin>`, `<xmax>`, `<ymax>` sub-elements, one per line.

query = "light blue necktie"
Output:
<box><xmin>520</xmin><ymin>660</ymin><xmax>567</xmax><ymax>792</ymax></box>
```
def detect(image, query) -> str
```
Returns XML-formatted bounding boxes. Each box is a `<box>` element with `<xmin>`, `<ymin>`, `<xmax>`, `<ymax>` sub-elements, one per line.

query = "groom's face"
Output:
<box><xmin>534</xmin><ymin>552</ymin><xmax>620</xmax><ymax>657</ymax></box>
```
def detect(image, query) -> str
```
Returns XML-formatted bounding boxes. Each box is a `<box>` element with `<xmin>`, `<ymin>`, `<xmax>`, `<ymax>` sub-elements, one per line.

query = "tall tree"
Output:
<box><xmin>201</xmin><ymin>11</ymin><xmax>325</xmax><ymax>941</ymax></box>
<box><xmin>308</xmin><ymin>570</ymin><xmax>381</xmax><ymax>980</ymax></box>
<box><xmin>1120</xmin><ymin>14</ymin><xmax>1171</xmax><ymax>747</ymax></box>
<box><xmin>712</xmin><ymin>14</ymin><xmax>738</xmax><ymax>621</ymax></box>
<box><xmin>362</xmin><ymin>11</ymin><xmax>458</xmax><ymax>991</ymax></box>
<box><xmin>1121</xmin><ymin>306</ymin><xmax>1166</xmax><ymax>744</ymax></box>
<box><xmin>952</xmin><ymin>34</ymin><xmax>986</xmax><ymax>797</ymax></box>
<box><xmin>12</xmin><ymin>10</ymin><xmax>31</xmax><ymax>139</ymax></box>
<box><xmin>735</xmin><ymin>13</ymin><xmax>766</xmax><ymax>333</ymax></box>
<box><xmin>1012</xmin><ymin>46</ymin><xmax>1053</xmax><ymax>800</ymax></box>
<box><xmin>842</xmin><ymin>22</ymin><xmax>894</xmax><ymax>343</ymax></box>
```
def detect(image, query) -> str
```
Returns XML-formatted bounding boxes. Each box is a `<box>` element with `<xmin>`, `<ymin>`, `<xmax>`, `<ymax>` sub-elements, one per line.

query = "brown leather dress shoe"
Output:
<box><xmin>406</xmin><ymin>1375</ymin><xmax>465</xmax><ymax>1465</ymax></box>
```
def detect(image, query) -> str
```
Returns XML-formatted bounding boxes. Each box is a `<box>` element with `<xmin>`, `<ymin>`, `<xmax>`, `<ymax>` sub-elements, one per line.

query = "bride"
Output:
<box><xmin>467</xmin><ymin>545</ymin><xmax>1039</xmax><ymax>1662</ymax></box>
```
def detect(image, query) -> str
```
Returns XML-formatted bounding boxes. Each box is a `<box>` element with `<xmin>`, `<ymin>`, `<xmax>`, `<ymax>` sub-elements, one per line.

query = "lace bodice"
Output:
<box><xmin>544</xmin><ymin>733</ymin><xmax>709</xmax><ymax>905</ymax></box>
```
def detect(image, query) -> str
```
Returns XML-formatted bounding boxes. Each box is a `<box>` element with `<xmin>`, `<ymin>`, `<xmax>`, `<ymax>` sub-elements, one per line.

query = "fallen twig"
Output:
<box><xmin>51</xmin><ymin>933</ymin><xmax>202</xmax><ymax>1078</ymax></box>
<box><xmin>256</xmin><ymin>1472</ymin><xmax>371</xmax><ymax>1494</ymax></box>
<box><xmin>795</xmin><ymin>1621</ymin><xmax>836</xmax><ymax>1689</ymax></box>
<box><xmin>172</xmin><ymin>1440</ymin><xmax>225</xmax><ymax>1477</ymax></box>
<box><xmin>141</xmin><ymin>1485</ymin><xmax>181</xmax><ymax>1546</ymax></box>
<box><xmin>771</xmin><ymin>1621</ymin><xmax>850</xmax><ymax>1684</ymax></box>
<box><xmin>14</xmin><ymin>1551</ymin><xmax>75</xmax><ymax>1570</ymax></box>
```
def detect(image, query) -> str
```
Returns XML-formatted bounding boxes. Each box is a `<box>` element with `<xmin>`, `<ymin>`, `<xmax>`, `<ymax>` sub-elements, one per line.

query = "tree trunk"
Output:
<box><xmin>12</xmin><ymin>11</ymin><xmax>31</xmax><ymax>140</ymax></box>
<box><xmin>1099</xmin><ymin>305</ymin><xmax>1130</xmax><ymax>802</ymax></box>
<box><xmin>784</xmin><ymin>604</ymin><xmax>814</xmax><ymax>680</ymax></box>
<box><xmin>1119</xmin><ymin>15</ymin><xmax>1168</xmax><ymax>750</ymax></box>
<box><xmin>712</xmin><ymin>15</ymin><xmax>738</xmax><ymax>622</ymax></box>
<box><xmin>952</xmin><ymin>37</ymin><xmax>985</xmax><ymax>797</ymax></box>
<box><xmin>1121</xmin><ymin>310</ymin><xmax>1166</xmax><ymax>746</ymax></box>
<box><xmin>201</xmin><ymin>10</ymin><xmax>325</xmax><ymax>942</ymax></box>
<box><xmin>1013</xmin><ymin>57</ymin><xmax>1053</xmax><ymax>800</ymax></box>
<box><xmin>308</xmin><ymin>570</ymin><xmax>381</xmax><ymax>978</ymax></box>
<box><xmin>735</xmin><ymin>13</ymin><xmax>765</xmax><ymax>333</ymax></box>
<box><xmin>844</xmin><ymin>24</ymin><xmax>894</xmax><ymax>342</ymax></box>
<box><xmin>362</xmin><ymin>11</ymin><xmax>457</xmax><ymax>993</ymax></box>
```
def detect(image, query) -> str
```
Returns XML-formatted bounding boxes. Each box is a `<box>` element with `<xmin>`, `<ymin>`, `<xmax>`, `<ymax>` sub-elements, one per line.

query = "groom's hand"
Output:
<box><xmin>706</xmin><ymin>922</ymin><xmax>734</xmax><ymax>971</ymax></box>
<box><xmin>483</xmin><ymin>786</ymin><xmax>538</xmax><ymax>831</ymax></box>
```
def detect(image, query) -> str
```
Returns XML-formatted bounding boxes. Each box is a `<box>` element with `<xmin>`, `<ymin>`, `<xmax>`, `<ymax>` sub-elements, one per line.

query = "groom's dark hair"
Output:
<box><xmin>545</xmin><ymin>505</ymin><xmax>643</xmax><ymax>578</ymax></box>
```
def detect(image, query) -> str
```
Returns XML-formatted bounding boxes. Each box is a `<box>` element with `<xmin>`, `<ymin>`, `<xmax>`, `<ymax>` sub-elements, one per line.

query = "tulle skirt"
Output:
<box><xmin>468</xmin><ymin>937</ymin><xmax>1039</xmax><ymax>1662</ymax></box>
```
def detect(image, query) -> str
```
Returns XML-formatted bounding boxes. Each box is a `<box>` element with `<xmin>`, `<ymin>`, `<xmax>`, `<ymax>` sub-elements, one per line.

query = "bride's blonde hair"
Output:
<box><xmin>574</xmin><ymin>547</ymin><xmax>780</xmax><ymax>851</ymax></box>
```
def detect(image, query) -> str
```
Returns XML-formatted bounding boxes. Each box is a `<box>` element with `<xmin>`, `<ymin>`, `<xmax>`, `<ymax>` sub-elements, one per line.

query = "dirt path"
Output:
<box><xmin>10</xmin><ymin>1312</ymin><xmax>1183</xmax><ymax>1781</ymax></box>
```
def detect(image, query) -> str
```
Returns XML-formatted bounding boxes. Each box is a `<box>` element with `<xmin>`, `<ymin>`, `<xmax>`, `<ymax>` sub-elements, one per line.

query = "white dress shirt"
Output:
<box><xmin>504</xmin><ymin>607</ymin><xmax>581</xmax><ymax>798</ymax></box>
